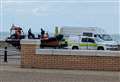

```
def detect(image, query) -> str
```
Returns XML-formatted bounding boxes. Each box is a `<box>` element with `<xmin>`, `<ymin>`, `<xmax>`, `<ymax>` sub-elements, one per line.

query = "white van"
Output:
<box><xmin>60</xmin><ymin>27</ymin><xmax>119</xmax><ymax>50</ymax></box>
<box><xmin>67</xmin><ymin>35</ymin><xmax>118</xmax><ymax>50</ymax></box>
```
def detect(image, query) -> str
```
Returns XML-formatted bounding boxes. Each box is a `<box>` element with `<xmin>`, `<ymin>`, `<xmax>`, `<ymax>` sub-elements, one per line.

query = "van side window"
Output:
<box><xmin>81</xmin><ymin>38</ymin><xmax>88</xmax><ymax>42</ymax></box>
<box><xmin>88</xmin><ymin>38</ymin><xmax>95</xmax><ymax>43</ymax></box>
<box><xmin>82</xmin><ymin>38</ymin><xmax>95</xmax><ymax>43</ymax></box>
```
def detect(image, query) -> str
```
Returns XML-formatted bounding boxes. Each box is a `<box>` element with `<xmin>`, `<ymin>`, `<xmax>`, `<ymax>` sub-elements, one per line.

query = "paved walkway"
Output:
<box><xmin>0</xmin><ymin>64</ymin><xmax>120</xmax><ymax>82</ymax></box>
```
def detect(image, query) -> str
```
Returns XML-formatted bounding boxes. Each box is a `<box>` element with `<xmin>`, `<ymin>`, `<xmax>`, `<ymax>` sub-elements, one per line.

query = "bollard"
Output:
<box><xmin>4</xmin><ymin>47</ymin><xmax>8</xmax><ymax>62</ymax></box>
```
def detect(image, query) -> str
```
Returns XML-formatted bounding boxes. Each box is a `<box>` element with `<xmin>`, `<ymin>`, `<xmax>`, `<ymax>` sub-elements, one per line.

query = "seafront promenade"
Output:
<box><xmin>0</xmin><ymin>64</ymin><xmax>120</xmax><ymax>82</ymax></box>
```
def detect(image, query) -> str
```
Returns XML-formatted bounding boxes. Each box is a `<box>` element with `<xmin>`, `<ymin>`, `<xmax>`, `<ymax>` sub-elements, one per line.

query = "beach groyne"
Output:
<box><xmin>20</xmin><ymin>39</ymin><xmax>120</xmax><ymax>71</ymax></box>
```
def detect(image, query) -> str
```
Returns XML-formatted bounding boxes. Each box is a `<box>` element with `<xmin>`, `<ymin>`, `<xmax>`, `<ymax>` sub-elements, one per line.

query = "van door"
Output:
<box><xmin>68</xmin><ymin>35</ymin><xmax>80</xmax><ymax>48</ymax></box>
<box><xmin>87</xmin><ymin>38</ymin><xmax>97</xmax><ymax>50</ymax></box>
<box><xmin>80</xmin><ymin>38</ymin><xmax>88</xmax><ymax>50</ymax></box>
<box><xmin>80</xmin><ymin>38</ymin><xmax>97</xmax><ymax>50</ymax></box>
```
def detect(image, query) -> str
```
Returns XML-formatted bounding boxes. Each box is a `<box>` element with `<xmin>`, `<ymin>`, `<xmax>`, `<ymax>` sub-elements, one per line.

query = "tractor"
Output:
<box><xmin>5</xmin><ymin>24</ymin><xmax>26</xmax><ymax>48</ymax></box>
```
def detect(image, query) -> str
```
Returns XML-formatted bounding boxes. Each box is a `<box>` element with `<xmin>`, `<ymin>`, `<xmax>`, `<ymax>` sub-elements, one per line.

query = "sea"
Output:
<box><xmin>0</xmin><ymin>32</ymin><xmax>120</xmax><ymax>43</ymax></box>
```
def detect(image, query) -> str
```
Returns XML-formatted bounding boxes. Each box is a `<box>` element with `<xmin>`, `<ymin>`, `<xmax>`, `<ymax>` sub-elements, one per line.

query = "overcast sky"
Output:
<box><xmin>0</xmin><ymin>0</ymin><xmax>120</xmax><ymax>34</ymax></box>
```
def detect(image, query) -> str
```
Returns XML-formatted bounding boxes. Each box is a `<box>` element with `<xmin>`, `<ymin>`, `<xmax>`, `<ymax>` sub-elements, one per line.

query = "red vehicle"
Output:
<box><xmin>40</xmin><ymin>34</ymin><xmax>68</xmax><ymax>48</ymax></box>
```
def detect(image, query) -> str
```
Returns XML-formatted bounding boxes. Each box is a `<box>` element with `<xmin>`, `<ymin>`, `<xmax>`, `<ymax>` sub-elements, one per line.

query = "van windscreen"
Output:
<box><xmin>98</xmin><ymin>34</ymin><xmax>113</xmax><ymax>41</ymax></box>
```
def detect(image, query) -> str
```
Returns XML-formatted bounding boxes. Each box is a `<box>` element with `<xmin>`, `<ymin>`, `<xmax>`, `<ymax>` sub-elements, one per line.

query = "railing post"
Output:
<box><xmin>4</xmin><ymin>47</ymin><xmax>8</xmax><ymax>62</ymax></box>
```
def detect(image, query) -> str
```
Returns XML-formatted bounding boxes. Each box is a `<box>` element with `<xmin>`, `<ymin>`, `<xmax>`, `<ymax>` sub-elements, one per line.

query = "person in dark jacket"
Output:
<box><xmin>41</xmin><ymin>28</ymin><xmax>45</xmax><ymax>39</ymax></box>
<box><xmin>28</xmin><ymin>28</ymin><xmax>35</xmax><ymax>39</ymax></box>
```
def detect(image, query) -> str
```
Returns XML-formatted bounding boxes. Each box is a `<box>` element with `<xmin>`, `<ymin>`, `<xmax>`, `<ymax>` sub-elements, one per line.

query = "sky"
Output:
<box><xmin>0</xmin><ymin>0</ymin><xmax>120</xmax><ymax>34</ymax></box>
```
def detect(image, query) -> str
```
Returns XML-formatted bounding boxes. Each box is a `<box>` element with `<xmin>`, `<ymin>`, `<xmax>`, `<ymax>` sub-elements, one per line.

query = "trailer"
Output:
<box><xmin>40</xmin><ymin>34</ymin><xmax>68</xmax><ymax>48</ymax></box>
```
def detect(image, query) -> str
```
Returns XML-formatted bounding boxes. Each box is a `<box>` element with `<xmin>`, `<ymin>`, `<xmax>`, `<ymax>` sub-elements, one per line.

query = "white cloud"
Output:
<box><xmin>31</xmin><ymin>3</ymin><xmax>65</xmax><ymax>16</ymax></box>
<box><xmin>32</xmin><ymin>8</ymin><xmax>43</xmax><ymax>16</ymax></box>
<box><xmin>32</xmin><ymin>4</ymin><xmax>52</xmax><ymax>16</ymax></box>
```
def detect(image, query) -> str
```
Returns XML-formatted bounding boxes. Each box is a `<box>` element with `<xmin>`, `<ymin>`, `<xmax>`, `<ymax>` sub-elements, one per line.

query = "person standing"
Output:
<box><xmin>28</xmin><ymin>28</ymin><xmax>35</xmax><ymax>39</ymax></box>
<box><xmin>41</xmin><ymin>28</ymin><xmax>45</xmax><ymax>39</ymax></box>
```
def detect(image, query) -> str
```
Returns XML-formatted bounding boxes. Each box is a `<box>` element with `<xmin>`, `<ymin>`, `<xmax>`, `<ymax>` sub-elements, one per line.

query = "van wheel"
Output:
<box><xmin>97</xmin><ymin>47</ymin><xmax>104</xmax><ymax>50</ymax></box>
<box><xmin>72</xmin><ymin>46</ymin><xmax>79</xmax><ymax>50</ymax></box>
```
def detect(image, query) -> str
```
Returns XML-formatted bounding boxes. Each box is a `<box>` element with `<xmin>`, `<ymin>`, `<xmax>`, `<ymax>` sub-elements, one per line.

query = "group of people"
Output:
<box><xmin>11</xmin><ymin>24</ymin><xmax>49</xmax><ymax>40</ymax></box>
<box><xmin>28</xmin><ymin>28</ymin><xmax>49</xmax><ymax>40</ymax></box>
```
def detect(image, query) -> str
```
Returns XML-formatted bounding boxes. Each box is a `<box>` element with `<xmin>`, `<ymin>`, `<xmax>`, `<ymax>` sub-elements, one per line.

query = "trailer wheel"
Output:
<box><xmin>72</xmin><ymin>46</ymin><xmax>79</xmax><ymax>50</ymax></box>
